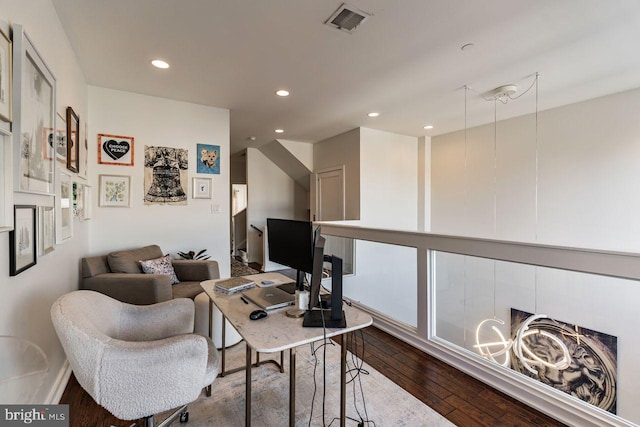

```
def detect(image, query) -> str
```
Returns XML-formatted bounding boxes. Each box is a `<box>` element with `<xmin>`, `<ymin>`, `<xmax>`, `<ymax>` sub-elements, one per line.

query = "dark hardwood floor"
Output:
<box><xmin>339</xmin><ymin>327</ymin><xmax>565</xmax><ymax>427</ymax></box>
<box><xmin>60</xmin><ymin>326</ymin><xmax>564</xmax><ymax>427</ymax></box>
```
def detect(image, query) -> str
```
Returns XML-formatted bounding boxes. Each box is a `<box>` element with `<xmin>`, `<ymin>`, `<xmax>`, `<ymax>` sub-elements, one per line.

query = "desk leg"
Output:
<box><xmin>221</xmin><ymin>311</ymin><xmax>227</xmax><ymax>376</ymax></box>
<box><xmin>246</xmin><ymin>345</ymin><xmax>252</xmax><ymax>427</ymax></box>
<box><xmin>340</xmin><ymin>334</ymin><xmax>347</xmax><ymax>427</ymax></box>
<box><xmin>206</xmin><ymin>300</ymin><xmax>214</xmax><ymax>397</ymax></box>
<box><xmin>289</xmin><ymin>347</ymin><xmax>296</xmax><ymax>427</ymax></box>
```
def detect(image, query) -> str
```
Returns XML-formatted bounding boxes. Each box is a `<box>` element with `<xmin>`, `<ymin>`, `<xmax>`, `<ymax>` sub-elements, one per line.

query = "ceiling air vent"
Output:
<box><xmin>325</xmin><ymin>3</ymin><xmax>371</xmax><ymax>33</ymax></box>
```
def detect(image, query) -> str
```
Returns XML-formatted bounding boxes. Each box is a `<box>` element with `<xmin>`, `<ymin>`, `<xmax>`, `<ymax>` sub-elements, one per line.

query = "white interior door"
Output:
<box><xmin>316</xmin><ymin>167</ymin><xmax>344</xmax><ymax>221</ymax></box>
<box><xmin>316</xmin><ymin>167</ymin><xmax>354</xmax><ymax>274</ymax></box>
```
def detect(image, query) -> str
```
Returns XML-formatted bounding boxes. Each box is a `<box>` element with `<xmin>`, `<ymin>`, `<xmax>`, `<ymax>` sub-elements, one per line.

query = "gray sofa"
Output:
<box><xmin>81</xmin><ymin>245</ymin><xmax>219</xmax><ymax>305</ymax></box>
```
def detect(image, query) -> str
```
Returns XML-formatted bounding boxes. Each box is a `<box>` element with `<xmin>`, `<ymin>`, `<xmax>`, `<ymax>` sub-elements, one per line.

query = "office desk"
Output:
<box><xmin>200</xmin><ymin>274</ymin><xmax>373</xmax><ymax>427</ymax></box>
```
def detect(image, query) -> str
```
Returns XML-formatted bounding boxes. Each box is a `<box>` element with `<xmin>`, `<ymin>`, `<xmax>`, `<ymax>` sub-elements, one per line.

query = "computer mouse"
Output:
<box><xmin>250</xmin><ymin>309</ymin><xmax>268</xmax><ymax>320</ymax></box>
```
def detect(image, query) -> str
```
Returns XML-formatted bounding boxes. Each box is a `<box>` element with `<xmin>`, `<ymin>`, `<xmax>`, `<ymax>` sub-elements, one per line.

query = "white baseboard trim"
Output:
<box><xmin>45</xmin><ymin>360</ymin><xmax>72</xmax><ymax>404</ymax></box>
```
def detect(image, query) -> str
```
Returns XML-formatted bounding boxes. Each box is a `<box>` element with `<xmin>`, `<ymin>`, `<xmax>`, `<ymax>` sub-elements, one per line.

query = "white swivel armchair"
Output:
<box><xmin>51</xmin><ymin>290</ymin><xmax>219</xmax><ymax>427</ymax></box>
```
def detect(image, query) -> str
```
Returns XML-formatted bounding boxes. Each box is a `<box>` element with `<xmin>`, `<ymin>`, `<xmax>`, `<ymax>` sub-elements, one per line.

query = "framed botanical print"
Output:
<box><xmin>9</xmin><ymin>205</ymin><xmax>36</xmax><ymax>276</ymax></box>
<box><xmin>12</xmin><ymin>25</ymin><xmax>56</xmax><ymax>195</ymax></box>
<box><xmin>99</xmin><ymin>174</ymin><xmax>131</xmax><ymax>207</ymax></box>
<box><xmin>0</xmin><ymin>27</ymin><xmax>12</xmax><ymax>123</ymax></box>
<box><xmin>66</xmin><ymin>106</ymin><xmax>79</xmax><ymax>173</ymax></box>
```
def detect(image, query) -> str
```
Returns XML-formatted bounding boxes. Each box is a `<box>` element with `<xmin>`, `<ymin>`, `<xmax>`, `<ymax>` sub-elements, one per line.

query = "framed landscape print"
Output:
<box><xmin>66</xmin><ymin>106</ymin><xmax>79</xmax><ymax>172</ymax></box>
<box><xmin>12</xmin><ymin>25</ymin><xmax>56</xmax><ymax>195</ymax></box>
<box><xmin>38</xmin><ymin>205</ymin><xmax>54</xmax><ymax>256</ymax></box>
<box><xmin>192</xmin><ymin>177</ymin><xmax>212</xmax><ymax>199</ymax></box>
<box><xmin>0</xmin><ymin>27</ymin><xmax>12</xmax><ymax>123</ymax></box>
<box><xmin>99</xmin><ymin>174</ymin><xmax>130</xmax><ymax>207</ymax></box>
<box><xmin>98</xmin><ymin>134</ymin><xmax>134</xmax><ymax>166</ymax></box>
<box><xmin>9</xmin><ymin>205</ymin><xmax>36</xmax><ymax>276</ymax></box>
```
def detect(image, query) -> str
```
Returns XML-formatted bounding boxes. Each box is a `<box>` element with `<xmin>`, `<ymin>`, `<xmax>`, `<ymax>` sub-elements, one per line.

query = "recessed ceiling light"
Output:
<box><xmin>150</xmin><ymin>59</ymin><xmax>170</xmax><ymax>69</ymax></box>
<box><xmin>275</xmin><ymin>129</ymin><xmax>284</xmax><ymax>133</ymax></box>
<box><xmin>367</xmin><ymin>112</ymin><xmax>379</xmax><ymax>117</ymax></box>
<box><xmin>424</xmin><ymin>125</ymin><xmax>434</xmax><ymax>130</ymax></box>
<box><xmin>275</xmin><ymin>89</ymin><xmax>290</xmax><ymax>97</ymax></box>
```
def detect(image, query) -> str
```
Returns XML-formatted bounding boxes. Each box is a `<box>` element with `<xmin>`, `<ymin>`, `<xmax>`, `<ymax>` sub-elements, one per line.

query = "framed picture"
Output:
<box><xmin>98</xmin><ymin>133</ymin><xmax>134</xmax><ymax>166</ymax></box>
<box><xmin>43</xmin><ymin>112</ymin><xmax>66</xmax><ymax>163</ymax></box>
<box><xmin>192</xmin><ymin>177</ymin><xmax>212</xmax><ymax>199</ymax></box>
<box><xmin>143</xmin><ymin>145</ymin><xmax>188</xmax><ymax>205</ymax></box>
<box><xmin>197</xmin><ymin>143</ymin><xmax>220</xmax><ymax>174</ymax></box>
<box><xmin>0</xmin><ymin>128</ymin><xmax>13</xmax><ymax>233</ymax></box>
<box><xmin>56</xmin><ymin>171</ymin><xmax>73</xmax><ymax>243</ymax></box>
<box><xmin>83</xmin><ymin>185</ymin><xmax>92</xmax><ymax>220</ymax></box>
<box><xmin>0</xmin><ymin>28</ymin><xmax>12</xmax><ymax>122</ymax></box>
<box><xmin>78</xmin><ymin>121</ymin><xmax>88</xmax><ymax>179</ymax></box>
<box><xmin>99</xmin><ymin>174</ymin><xmax>131</xmax><ymax>207</ymax></box>
<box><xmin>12</xmin><ymin>25</ymin><xmax>56</xmax><ymax>195</ymax></box>
<box><xmin>66</xmin><ymin>106</ymin><xmax>79</xmax><ymax>173</ymax></box>
<box><xmin>72</xmin><ymin>181</ymin><xmax>82</xmax><ymax>218</ymax></box>
<box><xmin>38</xmin><ymin>206</ymin><xmax>54</xmax><ymax>256</ymax></box>
<box><xmin>9</xmin><ymin>205</ymin><xmax>36</xmax><ymax>276</ymax></box>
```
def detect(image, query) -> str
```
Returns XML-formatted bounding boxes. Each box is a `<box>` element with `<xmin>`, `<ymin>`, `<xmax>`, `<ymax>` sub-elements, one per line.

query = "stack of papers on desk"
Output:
<box><xmin>215</xmin><ymin>277</ymin><xmax>256</xmax><ymax>294</ymax></box>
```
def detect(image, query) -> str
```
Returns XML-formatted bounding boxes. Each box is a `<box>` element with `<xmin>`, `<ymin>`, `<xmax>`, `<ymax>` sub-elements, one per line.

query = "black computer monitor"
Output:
<box><xmin>266</xmin><ymin>218</ymin><xmax>315</xmax><ymax>290</ymax></box>
<box><xmin>303</xmin><ymin>228</ymin><xmax>346</xmax><ymax>328</ymax></box>
<box><xmin>308</xmin><ymin>230</ymin><xmax>325</xmax><ymax>310</ymax></box>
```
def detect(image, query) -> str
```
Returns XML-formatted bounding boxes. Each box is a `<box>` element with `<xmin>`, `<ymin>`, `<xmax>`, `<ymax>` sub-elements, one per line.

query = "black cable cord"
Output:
<box><xmin>321</xmin><ymin>305</ymin><xmax>328</xmax><ymax>426</ymax></box>
<box><xmin>308</xmin><ymin>342</ymin><xmax>319</xmax><ymax>427</ymax></box>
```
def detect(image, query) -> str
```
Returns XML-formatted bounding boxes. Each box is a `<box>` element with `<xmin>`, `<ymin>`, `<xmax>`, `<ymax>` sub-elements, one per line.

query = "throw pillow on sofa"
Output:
<box><xmin>140</xmin><ymin>254</ymin><xmax>180</xmax><ymax>284</ymax></box>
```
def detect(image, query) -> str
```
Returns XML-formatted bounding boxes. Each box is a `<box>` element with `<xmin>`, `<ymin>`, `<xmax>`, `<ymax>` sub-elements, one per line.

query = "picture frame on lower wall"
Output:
<box><xmin>56</xmin><ymin>170</ymin><xmax>73</xmax><ymax>243</ymax></box>
<box><xmin>99</xmin><ymin>174</ymin><xmax>130</xmax><ymax>207</ymax></box>
<box><xmin>38</xmin><ymin>205</ymin><xmax>54</xmax><ymax>256</ymax></box>
<box><xmin>192</xmin><ymin>177</ymin><xmax>212</xmax><ymax>199</ymax></box>
<box><xmin>9</xmin><ymin>205</ymin><xmax>36</xmax><ymax>276</ymax></box>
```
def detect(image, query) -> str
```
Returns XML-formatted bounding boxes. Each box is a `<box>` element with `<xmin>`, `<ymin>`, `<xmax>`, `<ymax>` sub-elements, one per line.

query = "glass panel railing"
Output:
<box><xmin>323</xmin><ymin>238</ymin><xmax>417</xmax><ymax>328</ymax></box>
<box><xmin>433</xmin><ymin>251</ymin><xmax>638</xmax><ymax>424</ymax></box>
<box><xmin>322</xmin><ymin>235</ymin><xmax>354</xmax><ymax>275</ymax></box>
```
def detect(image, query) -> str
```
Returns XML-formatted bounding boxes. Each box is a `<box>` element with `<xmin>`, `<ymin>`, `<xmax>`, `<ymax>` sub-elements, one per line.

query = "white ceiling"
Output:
<box><xmin>51</xmin><ymin>0</ymin><xmax>640</xmax><ymax>154</ymax></box>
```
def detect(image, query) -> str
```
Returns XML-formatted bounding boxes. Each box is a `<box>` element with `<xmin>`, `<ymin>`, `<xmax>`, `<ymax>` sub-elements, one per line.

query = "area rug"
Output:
<box><xmin>231</xmin><ymin>258</ymin><xmax>260</xmax><ymax>277</ymax></box>
<box><xmin>159</xmin><ymin>340</ymin><xmax>454</xmax><ymax>426</ymax></box>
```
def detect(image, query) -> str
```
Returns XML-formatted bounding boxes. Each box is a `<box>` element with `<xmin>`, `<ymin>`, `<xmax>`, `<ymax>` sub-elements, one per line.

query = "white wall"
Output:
<box><xmin>87</xmin><ymin>86</ymin><xmax>231</xmax><ymax>276</ymax></box>
<box><xmin>418</xmin><ymin>136</ymin><xmax>431</xmax><ymax>231</ymax></box>
<box><xmin>432</xmin><ymin>88</ymin><xmax>640</xmax><ymax>250</ymax></box>
<box><xmin>0</xmin><ymin>0</ymin><xmax>88</xmax><ymax>404</ymax></box>
<box><xmin>230</xmin><ymin>151</ymin><xmax>246</xmax><ymax>184</ymax></box>
<box><xmin>279</xmin><ymin>139</ymin><xmax>313</xmax><ymax>171</ymax></box>
<box><xmin>313</xmin><ymin>128</ymin><xmax>360</xmax><ymax>220</ymax></box>
<box><xmin>245</xmin><ymin>147</ymin><xmax>296</xmax><ymax>264</ymax></box>
<box><xmin>318</xmin><ymin>128</ymin><xmax>420</xmax><ymax>327</ymax></box>
<box><xmin>359</xmin><ymin>127</ymin><xmax>418</xmax><ymax>230</ymax></box>
<box><xmin>430</xmin><ymin>87</ymin><xmax>640</xmax><ymax>424</ymax></box>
